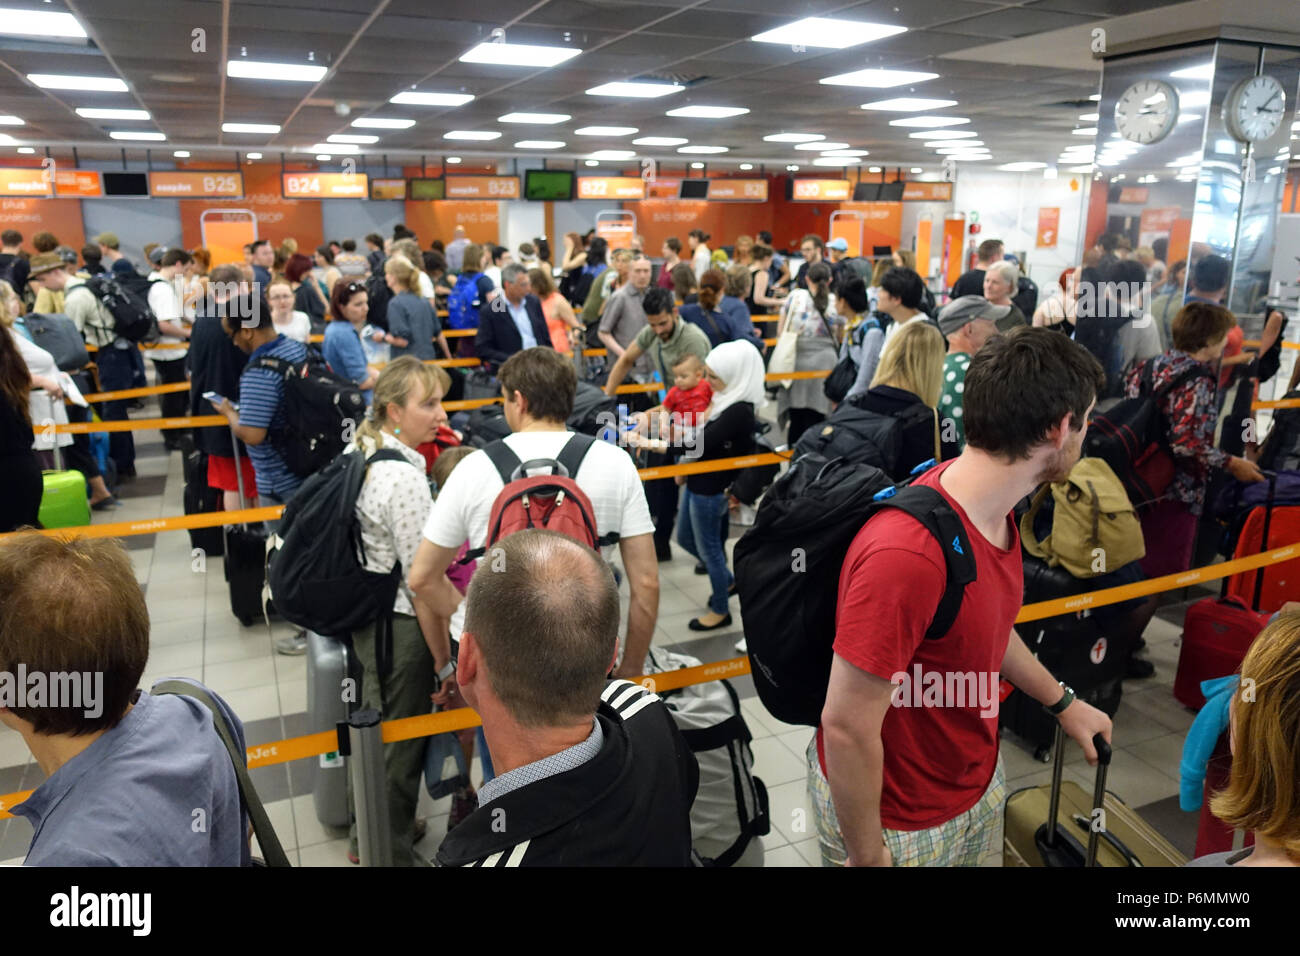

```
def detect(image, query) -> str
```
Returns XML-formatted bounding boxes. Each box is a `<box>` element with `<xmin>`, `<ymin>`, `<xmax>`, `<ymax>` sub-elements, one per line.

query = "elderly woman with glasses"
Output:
<box><xmin>325</xmin><ymin>279</ymin><xmax>379</xmax><ymax>404</ymax></box>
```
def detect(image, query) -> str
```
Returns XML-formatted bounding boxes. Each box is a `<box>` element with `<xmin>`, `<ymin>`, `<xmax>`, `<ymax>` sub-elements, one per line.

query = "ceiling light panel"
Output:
<box><xmin>460</xmin><ymin>42</ymin><xmax>581</xmax><ymax>68</ymax></box>
<box><xmin>352</xmin><ymin>118</ymin><xmax>415</xmax><ymax>129</ymax></box>
<box><xmin>498</xmin><ymin>112</ymin><xmax>570</xmax><ymax>124</ymax></box>
<box><xmin>795</xmin><ymin>141</ymin><xmax>849</xmax><ymax>150</ymax></box>
<box><xmin>226</xmin><ymin>61</ymin><xmax>327</xmax><ymax>82</ymax></box>
<box><xmin>586</xmin><ymin>81</ymin><xmax>683</xmax><ymax>98</ymax></box>
<box><xmin>576</xmin><ymin>126</ymin><xmax>637</xmax><ymax>136</ymax></box>
<box><xmin>443</xmin><ymin>130</ymin><xmax>501</xmax><ymax>140</ymax></box>
<box><xmin>390</xmin><ymin>91</ymin><xmax>474</xmax><ymax>106</ymax></box>
<box><xmin>0</xmin><ymin>8</ymin><xmax>86</xmax><ymax>39</ymax></box>
<box><xmin>819</xmin><ymin>68</ymin><xmax>938</xmax><ymax>88</ymax></box>
<box><xmin>861</xmin><ymin>97</ymin><xmax>958</xmax><ymax>111</ymax></box>
<box><xmin>76</xmin><ymin>108</ymin><xmax>149</xmax><ymax>120</ymax></box>
<box><xmin>751</xmin><ymin>18</ymin><xmax>906</xmax><ymax>49</ymax></box>
<box><xmin>514</xmin><ymin>140</ymin><xmax>565</xmax><ymax>149</ymax></box>
<box><xmin>763</xmin><ymin>133</ymin><xmax>824</xmax><ymax>143</ymax></box>
<box><xmin>633</xmin><ymin>137</ymin><xmax>688</xmax><ymax>146</ymax></box>
<box><xmin>888</xmin><ymin>116</ymin><xmax>970</xmax><ymax>128</ymax></box>
<box><xmin>666</xmin><ymin>106</ymin><xmax>749</xmax><ymax>118</ymax></box>
<box><xmin>28</xmin><ymin>74</ymin><xmax>127</xmax><ymax>92</ymax></box>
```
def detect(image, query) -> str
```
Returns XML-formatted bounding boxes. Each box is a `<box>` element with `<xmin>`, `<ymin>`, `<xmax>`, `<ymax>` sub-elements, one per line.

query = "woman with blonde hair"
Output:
<box><xmin>860</xmin><ymin>318</ymin><xmax>945</xmax><ymax>479</ymax></box>
<box><xmin>1187</xmin><ymin>614</ymin><xmax>1300</xmax><ymax>867</ymax></box>
<box><xmin>380</xmin><ymin>254</ymin><xmax>451</xmax><ymax>361</ymax></box>
<box><xmin>345</xmin><ymin>355</ymin><xmax>456</xmax><ymax>865</ymax></box>
<box><xmin>733</xmin><ymin>234</ymin><xmax>755</xmax><ymax>267</ymax></box>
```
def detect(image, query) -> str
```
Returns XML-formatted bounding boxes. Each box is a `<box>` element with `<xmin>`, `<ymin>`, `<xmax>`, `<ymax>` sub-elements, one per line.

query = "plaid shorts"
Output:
<box><xmin>806</xmin><ymin>736</ymin><xmax>1006</xmax><ymax>867</ymax></box>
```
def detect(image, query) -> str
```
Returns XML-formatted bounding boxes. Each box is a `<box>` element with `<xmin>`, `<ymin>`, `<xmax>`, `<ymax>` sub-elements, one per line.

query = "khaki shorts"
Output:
<box><xmin>806</xmin><ymin>736</ymin><xmax>1006</xmax><ymax>867</ymax></box>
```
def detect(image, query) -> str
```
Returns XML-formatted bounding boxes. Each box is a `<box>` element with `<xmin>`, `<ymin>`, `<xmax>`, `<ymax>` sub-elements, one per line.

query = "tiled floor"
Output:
<box><xmin>0</xmin><ymin>417</ymin><xmax>1211</xmax><ymax>866</ymax></box>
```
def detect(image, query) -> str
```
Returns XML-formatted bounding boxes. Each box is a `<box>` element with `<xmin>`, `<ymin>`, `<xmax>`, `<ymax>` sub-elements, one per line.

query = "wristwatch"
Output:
<box><xmin>437</xmin><ymin>660</ymin><xmax>456</xmax><ymax>683</ymax></box>
<box><xmin>1043</xmin><ymin>681</ymin><xmax>1075</xmax><ymax>716</ymax></box>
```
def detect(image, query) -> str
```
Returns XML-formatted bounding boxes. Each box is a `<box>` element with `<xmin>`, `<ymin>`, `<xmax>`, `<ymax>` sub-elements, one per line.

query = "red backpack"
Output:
<box><xmin>462</xmin><ymin>433</ymin><xmax>620</xmax><ymax>562</ymax></box>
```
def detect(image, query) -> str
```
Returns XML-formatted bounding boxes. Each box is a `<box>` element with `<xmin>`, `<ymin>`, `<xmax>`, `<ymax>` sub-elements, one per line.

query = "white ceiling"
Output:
<box><xmin>0</xmin><ymin>0</ymin><xmax>1208</xmax><ymax>169</ymax></box>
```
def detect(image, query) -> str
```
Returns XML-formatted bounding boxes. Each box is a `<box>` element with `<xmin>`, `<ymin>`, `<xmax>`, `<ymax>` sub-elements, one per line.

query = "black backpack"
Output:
<box><xmin>77</xmin><ymin>273</ymin><xmax>160</xmax><ymax>342</ymax></box>
<box><xmin>365</xmin><ymin>270</ymin><xmax>392</xmax><ymax>332</ymax></box>
<box><xmin>822</xmin><ymin>317</ymin><xmax>881</xmax><ymax>404</ymax></box>
<box><xmin>252</xmin><ymin>349</ymin><xmax>367</xmax><ymax>477</ymax></box>
<box><xmin>266</xmin><ymin>448</ymin><xmax>414</xmax><ymax>676</ymax></box>
<box><xmin>1082</xmin><ymin>359</ymin><xmax>1213</xmax><ymax>509</ymax></box>
<box><xmin>734</xmin><ymin>455</ymin><xmax>976</xmax><ymax>726</ymax></box>
<box><xmin>23</xmin><ymin>313</ymin><xmax>89</xmax><ymax>371</ymax></box>
<box><xmin>794</xmin><ymin>394</ymin><xmax>933</xmax><ymax>482</ymax></box>
<box><xmin>1257</xmin><ymin>309</ymin><xmax>1289</xmax><ymax>385</ymax></box>
<box><xmin>568</xmin><ymin>380</ymin><xmax>618</xmax><ymax>436</ymax></box>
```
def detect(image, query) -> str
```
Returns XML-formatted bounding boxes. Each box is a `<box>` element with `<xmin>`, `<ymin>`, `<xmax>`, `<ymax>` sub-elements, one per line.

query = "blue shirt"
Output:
<box><xmin>14</xmin><ymin>681</ymin><xmax>250</xmax><ymax>866</ymax></box>
<box><xmin>505</xmin><ymin>297</ymin><xmax>538</xmax><ymax>350</ymax></box>
<box><xmin>323</xmin><ymin>320</ymin><xmax>372</xmax><ymax>405</ymax></box>
<box><xmin>386</xmin><ymin>291</ymin><xmax>439</xmax><ymax>360</ymax></box>
<box><xmin>239</xmin><ymin>333</ymin><xmax>308</xmax><ymax>497</ymax></box>
<box><xmin>252</xmin><ymin>264</ymin><xmax>271</xmax><ymax>290</ymax></box>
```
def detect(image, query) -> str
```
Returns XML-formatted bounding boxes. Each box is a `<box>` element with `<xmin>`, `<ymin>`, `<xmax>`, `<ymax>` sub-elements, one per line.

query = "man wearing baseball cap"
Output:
<box><xmin>826</xmin><ymin>237</ymin><xmax>852</xmax><ymax>293</ymax></box>
<box><xmin>94</xmin><ymin>232</ymin><xmax>137</xmax><ymax>279</ymax></box>
<box><xmin>936</xmin><ymin>295</ymin><xmax>1008</xmax><ymax>459</ymax></box>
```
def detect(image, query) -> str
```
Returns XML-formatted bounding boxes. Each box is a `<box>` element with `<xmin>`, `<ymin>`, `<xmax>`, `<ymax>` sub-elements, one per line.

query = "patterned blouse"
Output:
<box><xmin>351</xmin><ymin>431</ymin><xmax>434</xmax><ymax>616</ymax></box>
<box><xmin>1124</xmin><ymin>350</ymin><xmax>1226</xmax><ymax>515</ymax></box>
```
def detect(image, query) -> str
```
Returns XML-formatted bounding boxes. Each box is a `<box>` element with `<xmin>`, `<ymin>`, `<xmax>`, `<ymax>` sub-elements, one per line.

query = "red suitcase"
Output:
<box><xmin>1195</xmin><ymin>731</ymin><xmax>1255</xmax><ymax>857</ymax></box>
<box><xmin>1224</xmin><ymin>501</ymin><xmax>1300</xmax><ymax>613</ymax></box>
<box><xmin>1176</xmin><ymin>473</ymin><xmax>1276</xmax><ymax>710</ymax></box>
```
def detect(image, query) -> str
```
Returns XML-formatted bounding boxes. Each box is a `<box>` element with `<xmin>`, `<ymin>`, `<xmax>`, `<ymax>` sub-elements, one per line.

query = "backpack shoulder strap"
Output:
<box><xmin>482</xmin><ymin>438</ymin><xmax>523</xmax><ymax>485</ymax></box>
<box><xmin>252</xmin><ymin>354</ymin><xmax>292</xmax><ymax>376</ymax></box>
<box><xmin>870</xmin><ymin>484</ymin><xmax>978</xmax><ymax>640</ymax></box>
<box><xmin>557</xmin><ymin>433</ymin><xmax>620</xmax><ymax>547</ymax></box>
<box><xmin>557</xmin><ymin>432</ymin><xmax>596</xmax><ymax>477</ymax></box>
<box><xmin>366</xmin><ymin>448</ymin><xmax>410</xmax><ymax>467</ymax></box>
<box><xmin>150</xmin><ymin>681</ymin><xmax>291</xmax><ymax>868</ymax></box>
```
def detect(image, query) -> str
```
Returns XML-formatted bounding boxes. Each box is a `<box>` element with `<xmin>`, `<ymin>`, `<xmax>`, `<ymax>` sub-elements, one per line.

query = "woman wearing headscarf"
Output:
<box><xmin>679</xmin><ymin>340</ymin><xmax>764</xmax><ymax>632</ymax></box>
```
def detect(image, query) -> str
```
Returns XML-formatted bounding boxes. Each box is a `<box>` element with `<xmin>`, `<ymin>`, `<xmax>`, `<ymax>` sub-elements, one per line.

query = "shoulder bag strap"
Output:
<box><xmin>556</xmin><ymin>433</ymin><xmax>621</xmax><ymax>547</ymax></box>
<box><xmin>150</xmin><ymin>681</ymin><xmax>291</xmax><ymax>867</ymax></box>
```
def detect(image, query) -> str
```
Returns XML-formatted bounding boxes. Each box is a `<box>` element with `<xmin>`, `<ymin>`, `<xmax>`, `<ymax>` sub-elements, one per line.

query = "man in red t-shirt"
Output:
<box><xmin>811</xmin><ymin>327</ymin><xmax>1115</xmax><ymax>867</ymax></box>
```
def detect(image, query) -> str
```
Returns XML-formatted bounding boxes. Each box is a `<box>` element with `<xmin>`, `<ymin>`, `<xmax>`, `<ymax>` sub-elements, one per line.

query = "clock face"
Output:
<box><xmin>1114</xmin><ymin>80</ymin><xmax>1180</xmax><ymax>145</ymax></box>
<box><xmin>1224</xmin><ymin>75</ymin><xmax>1287</xmax><ymax>143</ymax></box>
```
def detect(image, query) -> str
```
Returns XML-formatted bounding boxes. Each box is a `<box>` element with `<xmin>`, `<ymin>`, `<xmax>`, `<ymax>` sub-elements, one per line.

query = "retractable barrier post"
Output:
<box><xmin>347</xmin><ymin>708</ymin><xmax>391</xmax><ymax>867</ymax></box>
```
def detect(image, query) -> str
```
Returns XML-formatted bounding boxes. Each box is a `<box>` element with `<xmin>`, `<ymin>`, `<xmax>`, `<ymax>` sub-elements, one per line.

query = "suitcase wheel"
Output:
<box><xmin>238</xmin><ymin>614</ymin><xmax>255</xmax><ymax>627</ymax></box>
<box><xmin>1034</xmin><ymin>745</ymin><xmax>1052</xmax><ymax>763</ymax></box>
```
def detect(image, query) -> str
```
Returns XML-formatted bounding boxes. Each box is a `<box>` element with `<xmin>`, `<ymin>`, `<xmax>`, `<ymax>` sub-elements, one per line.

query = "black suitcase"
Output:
<box><xmin>223</xmin><ymin>428</ymin><xmax>267</xmax><ymax>626</ymax></box>
<box><xmin>1002</xmin><ymin>556</ymin><xmax>1139</xmax><ymax>761</ymax></box>
<box><xmin>182</xmin><ymin>441</ymin><xmax>225</xmax><ymax>557</ymax></box>
<box><xmin>465</xmin><ymin>404</ymin><xmax>511</xmax><ymax>448</ymax></box>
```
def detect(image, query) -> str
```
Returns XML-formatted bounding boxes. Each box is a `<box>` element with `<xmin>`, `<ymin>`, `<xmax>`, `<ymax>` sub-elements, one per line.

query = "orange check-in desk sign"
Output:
<box><xmin>55</xmin><ymin>169</ymin><xmax>104</xmax><ymax>198</ymax></box>
<box><xmin>791</xmin><ymin>179</ymin><xmax>851</xmax><ymax>201</ymax></box>
<box><xmin>0</xmin><ymin>167</ymin><xmax>52</xmax><ymax>197</ymax></box>
<box><xmin>707</xmin><ymin>179</ymin><xmax>768</xmax><ymax>201</ymax></box>
<box><xmin>149</xmin><ymin>171</ymin><xmax>244</xmax><ymax>198</ymax></box>
<box><xmin>445</xmin><ymin>176</ymin><xmax>520</xmax><ymax>199</ymax></box>
<box><xmin>578</xmin><ymin>176</ymin><xmax>646</xmax><ymax>200</ymax></box>
<box><xmin>281</xmin><ymin>172</ymin><xmax>369</xmax><ymax>199</ymax></box>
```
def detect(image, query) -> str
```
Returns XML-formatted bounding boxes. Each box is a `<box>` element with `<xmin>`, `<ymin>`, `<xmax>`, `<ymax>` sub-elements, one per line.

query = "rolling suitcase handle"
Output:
<box><xmin>1084</xmin><ymin>732</ymin><xmax>1112</xmax><ymax>867</ymax></box>
<box><xmin>1251</xmin><ymin>469</ymin><xmax>1277</xmax><ymax>611</ymax></box>
<box><xmin>1040</xmin><ymin>725</ymin><xmax>1138</xmax><ymax>867</ymax></box>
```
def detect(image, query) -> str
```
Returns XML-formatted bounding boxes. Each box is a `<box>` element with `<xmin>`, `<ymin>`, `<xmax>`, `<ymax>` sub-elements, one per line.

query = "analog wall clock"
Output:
<box><xmin>1114</xmin><ymin>79</ymin><xmax>1180</xmax><ymax>145</ymax></box>
<box><xmin>1223</xmin><ymin>74</ymin><xmax>1287</xmax><ymax>143</ymax></box>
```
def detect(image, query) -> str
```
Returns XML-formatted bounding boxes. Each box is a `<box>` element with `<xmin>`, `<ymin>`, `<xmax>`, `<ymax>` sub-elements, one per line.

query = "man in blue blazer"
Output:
<box><xmin>475</xmin><ymin>263</ymin><xmax>553</xmax><ymax>369</ymax></box>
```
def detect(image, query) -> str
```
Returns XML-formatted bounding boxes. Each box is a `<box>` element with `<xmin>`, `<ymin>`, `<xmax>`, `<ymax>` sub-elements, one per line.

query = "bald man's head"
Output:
<box><xmin>464</xmin><ymin>529</ymin><xmax>619</xmax><ymax>727</ymax></box>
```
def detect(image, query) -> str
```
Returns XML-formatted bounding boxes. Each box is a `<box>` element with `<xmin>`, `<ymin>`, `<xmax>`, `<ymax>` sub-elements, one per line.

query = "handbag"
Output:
<box><xmin>23</xmin><ymin>313</ymin><xmax>90</xmax><ymax>372</ymax></box>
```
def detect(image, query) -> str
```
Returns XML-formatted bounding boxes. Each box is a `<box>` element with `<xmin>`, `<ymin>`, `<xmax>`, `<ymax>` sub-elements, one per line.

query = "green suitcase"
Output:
<box><xmin>1003</xmin><ymin>725</ymin><xmax>1186</xmax><ymax>867</ymax></box>
<box><xmin>38</xmin><ymin>444</ymin><xmax>91</xmax><ymax>530</ymax></box>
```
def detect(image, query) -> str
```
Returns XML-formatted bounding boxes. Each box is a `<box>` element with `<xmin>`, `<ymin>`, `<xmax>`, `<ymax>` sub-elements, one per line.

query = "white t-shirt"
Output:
<box><xmin>417</xmin><ymin>270</ymin><xmax>435</xmax><ymax>301</ymax></box>
<box><xmin>425</xmin><ymin>431</ymin><xmax>654</xmax><ymax>557</ymax></box>
<box><xmin>425</xmin><ymin>431</ymin><xmax>654</xmax><ymax>637</ymax></box>
<box><xmin>272</xmin><ymin>310</ymin><xmax>312</xmax><ymax>343</ymax></box>
<box><xmin>147</xmin><ymin>271</ymin><xmax>188</xmax><ymax>360</ymax></box>
<box><xmin>483</xmin><ymin>266</ymin><xmax>502</xmax><ymax>291</ymax></box>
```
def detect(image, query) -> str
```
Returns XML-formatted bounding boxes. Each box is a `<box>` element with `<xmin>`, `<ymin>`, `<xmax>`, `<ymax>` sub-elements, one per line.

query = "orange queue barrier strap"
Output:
<box><xmin>443</xmin><ymin>397</ymin><xmax>502</xmax><ymax>411</ymax></box>
<box><xmin>0</xmin><ymin>505</ymin><xmax>285</xmax><ymax>542</ymax></box>
<box><xmin>1252</xmin><ymin>398</ymin><xmax>1300</xmax><ymax>411</ymax></box>
<box><xmin>80</xmin><ymin>381</ymin><xmax>192</xmax><ymax>402</ymax></box>
<box><xmin>432</xmin><ymin>357</ymin><xmax>480</xmax><ymax>368</ymax></box>
<box><xmin>1242</xmin><ymin>339</ymin><xmax>1300</xmax><ymax>350</ymax></box>
<box><xmin>1015</xmin><ymin>538</ymin><xmax>1300</xmax><ymax>623</ymax></box>
<box><xmin>636</xmin><ymin>452</ymin><xmax>786</xmax><ymax>481</ymax></box>
<box><xmin>0</xmin><ymin>656</ymin><xmax>757</xmax><ymax>814</ymax></box>
<box><xmin>770</xmin><ymin>369</ymin><xmax>830</xmax><ymax>381</ymax></box>
<box><xmin>444</xmin><ymin>329</ymin><xmax>474</xmax><ymax>338</ymax></box>
<box><xmin>54</xmin><ymin>414</ymin><xmax>227</xmax><ymax>435</ymax></box>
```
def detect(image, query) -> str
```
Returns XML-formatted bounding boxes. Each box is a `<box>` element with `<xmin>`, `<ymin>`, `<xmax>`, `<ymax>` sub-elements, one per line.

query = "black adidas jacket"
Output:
<box><xmin>435</xmin><ymin>681</ymin><xmax>699</xmax><ymax>867</ymax></box>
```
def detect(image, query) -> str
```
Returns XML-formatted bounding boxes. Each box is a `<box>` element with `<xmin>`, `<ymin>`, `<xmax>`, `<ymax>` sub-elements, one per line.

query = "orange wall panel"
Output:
<box><xmin>179</xmin><ymin>162</ymin><xmax>323</xmax><ymax>252</ymax></box>
<box><xmin>0</xmin><ymin>197</ymin><xmax>85</xmax><ymax>254</ymax></box>
<box><xmin>402</xmin><ymin>201</ymin><xmax>499</xmax><ymax>246</ymax></box>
